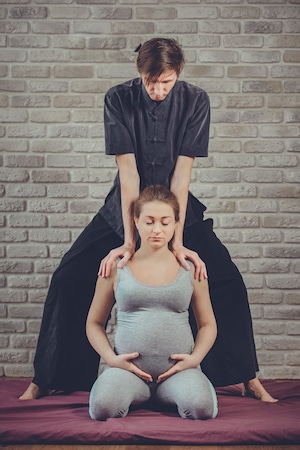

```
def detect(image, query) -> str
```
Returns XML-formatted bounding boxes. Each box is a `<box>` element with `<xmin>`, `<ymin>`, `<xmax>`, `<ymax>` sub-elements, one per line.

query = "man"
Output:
<box><xmin>21</xmin><ymin>38</ymin><xmax>276</xmax><ymax>402</ymax></box>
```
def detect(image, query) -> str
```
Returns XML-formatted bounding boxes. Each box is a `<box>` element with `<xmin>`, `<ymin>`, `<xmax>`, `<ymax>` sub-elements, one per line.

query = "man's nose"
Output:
<box><xmin>154</xmin><ymin>83</ymin><xmax>163</xmax><ymax>95</ymax></box>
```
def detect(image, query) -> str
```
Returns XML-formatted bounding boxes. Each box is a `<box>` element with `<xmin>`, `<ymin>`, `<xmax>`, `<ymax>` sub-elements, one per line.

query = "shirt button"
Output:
<box><xmin>149</xmin><ymin>112</ymin><xmax>157</xmax><ymax>121</ymax></box>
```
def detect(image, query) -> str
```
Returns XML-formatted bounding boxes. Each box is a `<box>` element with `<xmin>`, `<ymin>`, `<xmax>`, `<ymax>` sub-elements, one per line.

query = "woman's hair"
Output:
<box><xmin>136</xmin><ymin>38</ymin><xmax>184</xmax><ymax>83</ymax></box>
<box><xmin>132</xmin><ymin>185</ymin><xmax>180</xmax><ymax>222</ymax></box>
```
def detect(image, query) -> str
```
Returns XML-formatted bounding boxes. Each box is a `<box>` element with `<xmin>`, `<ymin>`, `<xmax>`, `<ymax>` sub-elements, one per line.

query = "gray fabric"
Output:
<box><xmin>89</xmin><ymin>262</ymin><xmax>218</xmax><ymax>420</ymax></box>
<box><xmin>156</xmin><ymin>367</ymin><xmax>218</xmax><ymax>420</ymax></box>
<box><xmin>89</xmin><ymin>367</ymin><xmax>150</xmax><ymax>420</ymax></box>
<box><xmin>114</xmin><ymin>263</ymin><xmax>194</xmax><ymax>380</ymax></box>
<box><xmin>89</xmin><ymin>366</ymin><xmax>218</xmax><ymax>421</ymax></box>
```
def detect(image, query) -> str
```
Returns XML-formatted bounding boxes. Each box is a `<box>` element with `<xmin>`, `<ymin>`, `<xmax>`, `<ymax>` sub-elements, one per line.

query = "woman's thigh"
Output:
<box><xmin>155</xmin><ymin>368</ymin><xmax>218</xmax><ymax>420</ymax></box>
<box><xmin>89</xmin><ymin>367</ymin><xmax>151</xmax><ymax>420</ymax></box>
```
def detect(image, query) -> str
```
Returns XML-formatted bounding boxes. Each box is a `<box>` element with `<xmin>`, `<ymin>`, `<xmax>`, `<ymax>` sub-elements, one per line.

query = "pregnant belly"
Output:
<box><xmin>115</xmin><ymin>349</ymin><xmax>182</xmax><ymax>380</ymax></box>
<box><xmin>115</xmin><ymin>322</ymin><xmax>194</xmax><ymax>380</ymax></box>
<box><xmin>132</xmin><ymin>354</ymin><xmax>176</xmax><ymax>380</ymax></box>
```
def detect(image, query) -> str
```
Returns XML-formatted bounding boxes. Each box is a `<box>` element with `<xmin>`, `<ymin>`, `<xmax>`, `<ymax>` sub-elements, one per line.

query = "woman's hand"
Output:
<box><xmin>172</xmin><ymin>244</ymin><xmax>207</xmax><ymax>281</ymax></box>
<box><xmin>157</xmin><ymin>354</ymin><xmax>199</xmax><ymax>383</ymax></box>
<box><xmin>98</xmin><ymin>244</ymin><xmax>135</xmax><ymax>278</ymax></box>
<box><xmin>109</xmin><ymin>353</ymin><xmax>153</xmax><ymax>383</ymax></box>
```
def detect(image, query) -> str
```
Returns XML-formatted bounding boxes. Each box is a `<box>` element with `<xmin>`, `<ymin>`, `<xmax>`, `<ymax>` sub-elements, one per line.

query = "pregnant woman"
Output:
<box><xmin>86</xmin><ymin>185</ymin><xmax>218</xmax><ymax>420</ymax></box>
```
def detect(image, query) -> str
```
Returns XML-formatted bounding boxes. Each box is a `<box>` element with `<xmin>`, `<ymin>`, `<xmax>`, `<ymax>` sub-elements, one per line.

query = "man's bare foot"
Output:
<box><xmin>242</xmin><ymin>377</ymin><xmax>278</xmax><ymax>402</ymax></box>
<box><xmin>19</xmin><ymin>382</ymin><xmax>47</xmax><ymax>400</ymax></box>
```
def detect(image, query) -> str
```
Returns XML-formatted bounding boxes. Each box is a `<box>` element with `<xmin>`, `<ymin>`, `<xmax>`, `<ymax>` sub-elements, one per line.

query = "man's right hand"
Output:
<box><xmin>98</xmin><ymin>245</ymin><xmax>135</xmax><ymax>278</ymax></box>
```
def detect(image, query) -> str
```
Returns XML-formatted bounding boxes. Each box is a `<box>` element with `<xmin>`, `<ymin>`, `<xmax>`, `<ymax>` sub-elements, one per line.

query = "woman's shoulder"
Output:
<box><xmin>186</xmin><ymin>259</ymin><xmax>195</xmax><ymax>271</ymax></box>
<box><xmin>181</xmin><ymin>260</ymin><xmax>195</xmax><ymax>285</ymax></box>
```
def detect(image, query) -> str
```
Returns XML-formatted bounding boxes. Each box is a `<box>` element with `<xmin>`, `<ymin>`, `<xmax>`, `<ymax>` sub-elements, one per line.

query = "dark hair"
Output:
<box><xmin>136</xmin><ymin>38</ymin><xmax>184</xmax><ymax>83</ymax></box>
<box><xmin>132</xmin><ymin>185</ymin><xmax>180</xmax><ymax>222</ymax></box>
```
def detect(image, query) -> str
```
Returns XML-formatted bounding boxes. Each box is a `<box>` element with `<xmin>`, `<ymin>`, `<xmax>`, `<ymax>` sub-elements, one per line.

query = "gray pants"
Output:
<box><xmin>89</xmin><ymin>366</ymin><xmax>218</xmax><ymax>421</ymax></box>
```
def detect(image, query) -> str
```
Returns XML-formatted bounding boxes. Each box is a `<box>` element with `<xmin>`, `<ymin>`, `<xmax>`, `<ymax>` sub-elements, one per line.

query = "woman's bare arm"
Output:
<box><xmin>157</xmin><ymin>273</ymin><xmax>216</xmax><ymax>383</ymax></box>
<box><xmin>189</xmin><ymin>277</ymin><xmax>217</xmax><ymax>364</ymax></box>
<box><xmin>86</xmin><ymin>265</ymin><xmax>152</xmax><ymax>382</ymax></box>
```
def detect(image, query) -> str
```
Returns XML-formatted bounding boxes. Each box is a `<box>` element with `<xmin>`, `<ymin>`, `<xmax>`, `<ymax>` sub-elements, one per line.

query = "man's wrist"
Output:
<box><xmin>123</xmin><ymin>240</ymin><xmax>135</xmax><ymax>250</ymax></box>
<box><xmin>172</xmin><ymin>239</ymin><xmax>183</xmax><ymax>249</ymax></box>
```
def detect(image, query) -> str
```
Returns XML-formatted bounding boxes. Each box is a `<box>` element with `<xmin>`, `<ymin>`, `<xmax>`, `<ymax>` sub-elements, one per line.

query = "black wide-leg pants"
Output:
<box><xmin>33</xmin><ymin>213</ymin><xmax>258</xmax><ymax>391</ymax></box>
<box><xmin>33</xmin><ymin>213</ymin><xmax>123</xmax><ymax>391</ymax></box>
<box><xmin>185</xmin><ymin>219</ymin><xmax>258</xmax><ymax>387</ymax></box>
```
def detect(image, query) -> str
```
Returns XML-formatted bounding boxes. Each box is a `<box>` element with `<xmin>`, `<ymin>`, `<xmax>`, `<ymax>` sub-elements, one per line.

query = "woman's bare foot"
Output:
<box><xmin>242</xmin><ymin>377</ymin><xmax>278</xmax><ymax>402</ymax></box>
<box><xmin>19</xmin><ymin>382</ymin><xmax>47</xmax><ymax>400</ymax></box>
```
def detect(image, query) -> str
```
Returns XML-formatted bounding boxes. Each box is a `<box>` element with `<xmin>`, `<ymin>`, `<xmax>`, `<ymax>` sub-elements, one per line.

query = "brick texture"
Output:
<box><xmin>0</xmin><ymin>0</ymin><xmax>299</xmax><ymax>380</ymax></box>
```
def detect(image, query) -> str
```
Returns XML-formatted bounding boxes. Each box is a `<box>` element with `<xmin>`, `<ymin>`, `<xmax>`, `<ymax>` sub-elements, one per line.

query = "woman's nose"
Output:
<box><xmin>153</xmin><ymin>222</ymin><xmax>161</xmax><ymax>233</ymax></box>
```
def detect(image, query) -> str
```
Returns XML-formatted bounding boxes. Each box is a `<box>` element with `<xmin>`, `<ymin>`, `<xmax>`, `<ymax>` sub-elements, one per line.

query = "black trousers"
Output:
<box><xmin>33</xmin><ymin>213</ymin><xmax>258</xmax><ymax>391</ymax></box>
<box><xmin>185</xmin><ymin>219</ymin><xmax>258</xmax><ymax>387</ymax></box>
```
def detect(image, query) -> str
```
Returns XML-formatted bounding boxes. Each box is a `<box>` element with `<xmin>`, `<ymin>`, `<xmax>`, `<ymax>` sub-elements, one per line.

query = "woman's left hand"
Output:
<box><xmin>172</xmin><ymin>244</ymin><xmax>207</xmax><ymax>281</ymax></box>
<box><xmin>157</xmin><ymin>354</ymin><xmax>199</xmax><ymax>383</ymax></box>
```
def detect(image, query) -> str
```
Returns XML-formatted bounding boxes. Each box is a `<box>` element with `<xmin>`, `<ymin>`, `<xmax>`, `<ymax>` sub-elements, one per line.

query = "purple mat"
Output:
<box><xmin>0</xmin><ymin>379</ymin><xmax>299</xmax><ymax>445</ymax></box>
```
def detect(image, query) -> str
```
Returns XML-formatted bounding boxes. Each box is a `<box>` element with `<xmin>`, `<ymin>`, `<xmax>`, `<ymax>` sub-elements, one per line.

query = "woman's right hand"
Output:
<box><xmin>98</xmin><ymin>245</ymin><xmax>135</xmax><ymax>278</ymax></box>
<box><xmin>109</xmin><ymin>353</ymin><xmax>153</xmax><ymax>383</ymax></box>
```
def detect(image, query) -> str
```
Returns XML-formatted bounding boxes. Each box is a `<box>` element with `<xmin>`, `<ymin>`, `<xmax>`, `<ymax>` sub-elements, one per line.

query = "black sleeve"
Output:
<box><xmin>180</xmin><ymin>91</ymin><xmax>210</xmax><ymax>158</ymax></box>
<box><xmin>104</xmin><ymin>90</ymin><xmax>135</xmax><ymax>156</ymax></box>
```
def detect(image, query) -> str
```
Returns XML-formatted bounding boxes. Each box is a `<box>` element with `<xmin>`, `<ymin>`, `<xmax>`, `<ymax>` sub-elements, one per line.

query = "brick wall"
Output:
<box><xmin>0</xmin><ymin>0</ymin><xmax>299</xmax><ymax>381</ymax></box>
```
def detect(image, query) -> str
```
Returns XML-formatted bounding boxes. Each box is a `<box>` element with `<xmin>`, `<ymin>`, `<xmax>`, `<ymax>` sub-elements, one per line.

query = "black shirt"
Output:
<box><xmin>100</xmin><ymin>78</ymin><xmax>210</xmax><ymax>239</ymax></box>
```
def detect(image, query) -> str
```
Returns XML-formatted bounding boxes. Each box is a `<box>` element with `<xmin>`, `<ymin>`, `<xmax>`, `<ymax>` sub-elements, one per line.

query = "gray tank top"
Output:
<box><xmin>114</xmin><ymin>261</ymin><xmax>195</xmax><ymax>380</ymax></box>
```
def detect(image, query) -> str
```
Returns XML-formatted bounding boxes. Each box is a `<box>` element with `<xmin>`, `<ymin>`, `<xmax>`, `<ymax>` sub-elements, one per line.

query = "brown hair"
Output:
<box><xmin>136</xmin><ymin>38</ymin><xmax>184</xmax><ymax>83</ymax></box>
<box><xmin>132</xmin><ymin>185</ymin><xmax>180</xmax><ymax>222</ymax></box>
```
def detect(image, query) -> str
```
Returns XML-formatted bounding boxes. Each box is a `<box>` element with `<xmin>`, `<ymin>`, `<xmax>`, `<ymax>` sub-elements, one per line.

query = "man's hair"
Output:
<box><xmin>136</xmin><ymin>38</ymin><xmax>184</xmax><ymax>83</ymax></box>
<box><xmin>132</xmin><ymin>185</ymin><xmax>180</xmax><ymax>222</ymax></box>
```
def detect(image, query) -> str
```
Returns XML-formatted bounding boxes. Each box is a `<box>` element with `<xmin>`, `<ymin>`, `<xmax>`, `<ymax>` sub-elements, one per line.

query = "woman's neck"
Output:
<box><xmin>134</xmin><ymin>245</ymin><xmax>173</xmax><ymax>262</ymax></box>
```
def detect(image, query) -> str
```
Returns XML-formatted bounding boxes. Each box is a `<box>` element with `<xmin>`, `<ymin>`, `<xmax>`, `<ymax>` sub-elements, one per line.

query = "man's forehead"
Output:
<box><xmin>145</xmin><ymin>70</ymin><xmax>177</xmax><ymax>83</ymax></box>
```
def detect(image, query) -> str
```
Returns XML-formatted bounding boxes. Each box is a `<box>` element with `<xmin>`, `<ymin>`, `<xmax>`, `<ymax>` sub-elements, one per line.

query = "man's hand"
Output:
<box><xmin>172</xmin><ymin>244</ymin><xmax>207</xmax><ymax>281</ymax></box>
<box><xmin>157</xmin><ymin>354</ymin><xmax>199</xmax><ymax>383</ymax></box>
<box><xmin>98</xmin><ymin>245</ymin><xmax>135</xmax><ymax>278</ymax></box>
<box><xmin>109</xmin><ymin>353</ymin><xmax>153</xmax><ymax>383</ymax></box>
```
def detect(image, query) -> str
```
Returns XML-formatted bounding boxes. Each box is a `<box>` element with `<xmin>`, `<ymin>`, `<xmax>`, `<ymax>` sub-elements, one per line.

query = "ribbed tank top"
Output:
<box><xmin>113</xmin><ymin>261</ymin><xmax>195</xmax><ymax>380</ymax></box>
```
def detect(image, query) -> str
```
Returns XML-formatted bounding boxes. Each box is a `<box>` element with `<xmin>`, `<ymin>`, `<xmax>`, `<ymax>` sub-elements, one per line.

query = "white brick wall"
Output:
<box><xmin>0</xmin><ymin>0</ymin><xmax>299</xmax><ymax>381</ymax></box>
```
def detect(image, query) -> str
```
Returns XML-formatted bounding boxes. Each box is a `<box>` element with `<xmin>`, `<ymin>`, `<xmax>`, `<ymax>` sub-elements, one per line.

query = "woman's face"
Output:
<box><xmin>135</xmin><ymin>200</ymin><xmax>177</xmax><ymax>249</ymax></box>
<box><xmin>141</xmin><ymin>70</ymin><xmax>178</xmax><ymax>102</ymax></box>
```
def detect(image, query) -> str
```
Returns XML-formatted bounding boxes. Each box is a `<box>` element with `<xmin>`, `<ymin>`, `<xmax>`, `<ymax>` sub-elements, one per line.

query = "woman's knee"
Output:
<box><xmin>88</xmin><ymin>367</ymin><xmax>147</xmax><ymax>421</ymax></box>
<box><xmin>89</xmin><ymin>395</ymin><xmax>129</xmax><ymax>421</ymax></box>
<box><xmin>178</xmin><ymin>394</ymin><xmax>218</xmax><ymax>420</ymax></box>
<box><xmin>89</xmin><ymin>377</ymin><xmax>129</xmax><ymax>420</ymax></box>
<box><xmin>170</xmin><ymin>370</ymin><xmax>218</xmax><ymax>420</ymax></box>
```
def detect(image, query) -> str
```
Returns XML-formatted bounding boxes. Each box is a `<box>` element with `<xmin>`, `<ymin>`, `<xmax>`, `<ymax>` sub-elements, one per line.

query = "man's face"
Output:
<box><xmin>141</xmin><ymin>70</ymin><xmax>178</xmax><ymax>102</ymax></box>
